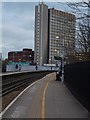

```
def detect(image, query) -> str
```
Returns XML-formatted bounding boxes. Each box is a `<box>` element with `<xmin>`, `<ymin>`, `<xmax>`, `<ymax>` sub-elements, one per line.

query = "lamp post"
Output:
<box><xmin>19</xmin><ymin>59</ymin><xmax>21</xmax><ymax>71</ymax></box>
<box><xmin>62</xmin><ymin>38</ymin><xmax>64</xmax><ymax>83</ymax></box>
<box><xmin>88</xmin><ymin>1</ymin><xmax>90</xmax><ymax>52</ymax></box>
<box><xmin>55</xmin><ymin>36</ymin><xmax>64</xmax><ymax>83</ymax></box>
<box><xmin>13</xmin><ymin>52</ymin><xmax>15</xmax><ymax>72</ymax></box>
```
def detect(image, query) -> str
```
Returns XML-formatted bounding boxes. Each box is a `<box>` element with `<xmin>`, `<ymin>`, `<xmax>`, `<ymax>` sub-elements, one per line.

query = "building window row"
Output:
<box><xmin>50</xmin><ymin>25</ymin><xmax>72</xmax><ymax>30</ymax></box>
<box><xmin>51</xmin><ymin>20</ymin><xmax>68</xmax><ymax>25</ymax></box>
<box><xmin>51</xmin><ymin>14</ymin><xmax>74</xmax><ymax>22</ymax></box>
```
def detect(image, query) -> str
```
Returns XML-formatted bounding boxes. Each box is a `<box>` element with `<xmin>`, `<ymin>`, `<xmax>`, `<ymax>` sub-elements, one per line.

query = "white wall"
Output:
<box><xmin>6</xmin><ymin>65</ymin><xmax>59</xmax><ymax>72</ymax></box>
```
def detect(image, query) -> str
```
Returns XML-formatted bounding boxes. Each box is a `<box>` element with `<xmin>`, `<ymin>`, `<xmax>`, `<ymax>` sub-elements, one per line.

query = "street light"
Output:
<box><xmin>55</xmin><ymin>36</ymin><xmax>64</xmax><ymax>83</ymax></box>
<box><xmin>60</xmin><ymin>54</ymin><xmax>64</xmax><ymax>82</ymax></box>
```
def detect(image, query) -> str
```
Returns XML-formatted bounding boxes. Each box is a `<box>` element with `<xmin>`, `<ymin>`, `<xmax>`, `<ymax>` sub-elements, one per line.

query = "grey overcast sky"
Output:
<box><xmin>1</xmin><ymin>0</ymin><xmax>83</xmax><ymax>59</ymax></box>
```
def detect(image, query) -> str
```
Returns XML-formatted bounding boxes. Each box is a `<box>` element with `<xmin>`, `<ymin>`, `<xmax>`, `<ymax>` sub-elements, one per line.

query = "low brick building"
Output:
<box><xmin>8</xmin><ymin>48</ymin><xmax>34</xmax><ymax>64</ymax></box>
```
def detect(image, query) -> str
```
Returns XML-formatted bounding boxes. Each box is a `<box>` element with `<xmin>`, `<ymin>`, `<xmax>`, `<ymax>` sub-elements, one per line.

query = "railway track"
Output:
<box><xmin>1</xmin><ymin>78</ymin><xmax>32</xmax><ymax>96</ymax></box>
<box><xmin>1</xmin><ymin>70</ymin><xmax>57</xmax><ymax>110</ymax></box>
<box><xmin>1</xmin><ymin>71</ymin><xmax>56</xmax><ymax>96</ymax></box>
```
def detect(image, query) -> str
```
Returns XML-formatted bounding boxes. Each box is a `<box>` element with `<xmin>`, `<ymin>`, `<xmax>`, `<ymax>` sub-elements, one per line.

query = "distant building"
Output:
<box><xmin>75</xmin><ymin>52</ymin><xmax>90</xmax><ymax>62</ymax></box>
<box><xmin>48</xmin><ymin>8</ymin><xmax>75</xmax><ymax>64</ymax></box>
<box><xmin>34</xmin><ymin>2</ymin><xmax>48</xmax><ymax>66</ymax></box>
<box><xmin>34</xmin><ymin>2</ymin><xmax>76</xmax><ymax>65</ymax></box>
<box><xmin>64</xmin><ymin>52</ymin><xmax>90</xmax><ymax>64</ymax></box>
<box><xmin>8</xmin><ymin>48</ymin><xmax>34</xmax><ymax>64</ymax></box>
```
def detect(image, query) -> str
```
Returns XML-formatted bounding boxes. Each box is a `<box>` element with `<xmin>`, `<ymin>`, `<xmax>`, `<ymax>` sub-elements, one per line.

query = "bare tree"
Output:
<box><xmin>67</xmin><ymin>0</ymin><xmax>90</xmax><ymax>53</ymax></box>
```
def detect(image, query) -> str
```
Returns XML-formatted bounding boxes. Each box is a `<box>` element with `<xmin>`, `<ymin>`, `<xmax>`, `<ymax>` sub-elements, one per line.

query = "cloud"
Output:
<box><xmin>2</xmin><ymin>2</ymin><xmax>36</xmax><ymax>58</ymax></box>
<box><xmin>2</xmin><ymin>23</ymin><xmax>34</xmax><ymax>57</ymax></box>
<box><xmin>3</xmin><ymin>24</ymin><xmax>33</xmax><ymax>39</ymax></box>
<box><xmin>2</xmin><ymin>1</ymin><xmax>79</xmax><ymax>59</ymax></box>
<box><xmin>2</xmin><ymin>0</ymin><xmax>83</xmax><ymax>2</ymax></box>
<box><xmin>0</xmin><ymin>3</ymin><xmax>2</xmax><ymax>53</ymax></box>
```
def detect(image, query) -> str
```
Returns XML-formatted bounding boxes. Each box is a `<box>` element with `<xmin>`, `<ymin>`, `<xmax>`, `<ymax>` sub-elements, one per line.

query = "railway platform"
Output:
<box><xmin>1</xmin><ymin>73</ymin><xmax>88</xmax><ymax>118</ymax></box>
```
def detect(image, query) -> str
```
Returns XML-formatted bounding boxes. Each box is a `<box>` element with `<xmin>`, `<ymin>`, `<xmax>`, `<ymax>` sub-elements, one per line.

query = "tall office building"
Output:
<box><xmin>34</xmin><ymin>2</ymin><xmax>76</xmax><ymax>65</ymax></box>
<box><xmin>34</xmin><ymin>2</ymin><xmax>48</xmax><ymax>66</ymax></box>
<box><xmin>48</xmin><ymin>8</ymin><xmax>76</xmax><ymax>64</ymax></box>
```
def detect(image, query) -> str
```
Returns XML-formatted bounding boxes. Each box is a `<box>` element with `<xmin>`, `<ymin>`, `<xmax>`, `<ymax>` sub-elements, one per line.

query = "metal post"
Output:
<box><xmin>55</xmin><ymin>36</ymin><xmax>64</xmax><ymax>82</ymax></box>
<box><xmin>88</xmin><ymin>1</ymin><xmax>90</xmax><ymax>52</ymax></box>
<box><xmin>62</xmin><ymin>38</ymin><xmax>64</xmax><ymax>83</ymax></box>
<box><xmin>13</xmin><ymin>52</ymin><xmax>14</xmax><ymax>72</ymax></box>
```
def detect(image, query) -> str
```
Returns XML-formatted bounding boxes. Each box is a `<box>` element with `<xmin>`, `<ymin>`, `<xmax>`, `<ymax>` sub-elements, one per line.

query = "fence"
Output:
<box><xmin>64</xmin><ymin>61</ymin><xmax>89</xmax><ymax>111</ymax></box>
<box><xmin>6</xmin><ymin>65</ymin><xmax>59</xmax><ymax>72</ymax></box>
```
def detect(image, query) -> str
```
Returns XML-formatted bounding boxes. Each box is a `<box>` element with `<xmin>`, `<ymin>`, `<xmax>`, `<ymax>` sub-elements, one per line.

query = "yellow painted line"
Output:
<box><xmin>42</xmin><ymin>80</ymin><xmax>51</xmax><ymax>120</ymax></box>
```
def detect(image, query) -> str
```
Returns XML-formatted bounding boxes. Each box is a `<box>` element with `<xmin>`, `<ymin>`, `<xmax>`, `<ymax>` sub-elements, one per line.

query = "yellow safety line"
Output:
<box><xmin>42</xmin><ymin>80</ymin><xmax>51</xmax><ymax>120</ymax></box>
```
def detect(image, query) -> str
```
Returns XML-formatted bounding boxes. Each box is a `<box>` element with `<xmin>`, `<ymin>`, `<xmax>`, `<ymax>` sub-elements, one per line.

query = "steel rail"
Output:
<box><xmin>0</xmin><ymin>78</ymin><xmax>33</xmax><ymax>96</ymax></box>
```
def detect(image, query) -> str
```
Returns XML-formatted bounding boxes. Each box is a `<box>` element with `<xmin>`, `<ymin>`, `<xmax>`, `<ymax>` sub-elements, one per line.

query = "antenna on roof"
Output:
<box><xmin>39</xmin><ymin>0</ymin><xmax>44</xmax><ymax>4</ymax></box>
<box><xmin>41</xmin><ymin>0</ymin><xmax>43</xmax><ymax>3</ymax></box>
